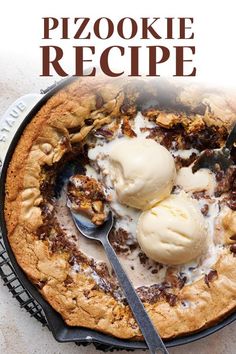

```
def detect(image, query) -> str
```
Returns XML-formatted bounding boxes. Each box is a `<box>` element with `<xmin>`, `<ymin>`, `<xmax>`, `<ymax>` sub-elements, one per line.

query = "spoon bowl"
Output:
<box><xmin>70</xmin><ymin>208</ymin><xmax>114</xmax><ymax>242</ymax></box>
<box><xmin>68</xmin><ymin>204</ymin><xmax>169</xmax><ymax>354</ymax></box>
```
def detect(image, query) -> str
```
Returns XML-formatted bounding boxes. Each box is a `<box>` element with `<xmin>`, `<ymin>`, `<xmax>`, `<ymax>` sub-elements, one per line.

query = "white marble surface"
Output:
<box><xmin>0</xmin><ymin>62</ymin><xmax>236</xmax><ymax>354</ymax></box>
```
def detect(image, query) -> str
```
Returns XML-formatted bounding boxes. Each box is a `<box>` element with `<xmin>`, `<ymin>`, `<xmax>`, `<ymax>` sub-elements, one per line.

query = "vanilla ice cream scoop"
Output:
<box><xmin>109</xmin><ymin>138</ymin><xmax>176</xmax><ymax>209</ymax></box>
<box><xmin>137</xmin><ymin>193</ymin><xmax>208</xmax><ymax>265</ymax></box>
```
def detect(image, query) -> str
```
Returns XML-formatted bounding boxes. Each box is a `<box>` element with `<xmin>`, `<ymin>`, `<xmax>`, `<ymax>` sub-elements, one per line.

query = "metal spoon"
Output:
<box><xmin>192</xmin><ymin>123</ymin><xmax>236</xmax><ymax>173</ymax></box>
<box><xmin>68</xmin><ymin>208</ymin><xmax>169</xmax><ymax>354</ymax></box>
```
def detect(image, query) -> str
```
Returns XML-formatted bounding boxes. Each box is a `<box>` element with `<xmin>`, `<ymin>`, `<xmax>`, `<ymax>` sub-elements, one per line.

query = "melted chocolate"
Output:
<box><xmin>36</xmin><ymin>95</ymin><xmax>233</xmax><ymax>306</ymax></box>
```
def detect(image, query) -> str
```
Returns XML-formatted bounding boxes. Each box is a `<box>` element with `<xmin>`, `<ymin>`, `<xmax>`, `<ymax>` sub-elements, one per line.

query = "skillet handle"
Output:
<box><xmin>102</xmin><ymin>238</ymin><xmax>169</xmax><ymax>354</ymax></box>
<box><xmin>0</xmin><ymin>94</ymin><xmax>42</xmax><ymax>171</ymax></box>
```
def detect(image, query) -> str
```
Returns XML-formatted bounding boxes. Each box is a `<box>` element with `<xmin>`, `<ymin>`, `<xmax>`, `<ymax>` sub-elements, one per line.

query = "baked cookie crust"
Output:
<box><xmin>4</xmin><ymin>77</ymin><xmax>236</xmax><ymax>340</ymax></box>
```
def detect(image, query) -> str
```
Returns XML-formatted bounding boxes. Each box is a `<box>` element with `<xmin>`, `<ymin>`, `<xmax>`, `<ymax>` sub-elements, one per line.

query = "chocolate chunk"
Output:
<box><xmin>192</xmin><ymin>191</ymin><xmax>206</xmax><ymax>200</ymax></box>
<box><xmin>151</xmin><ymin>269</ymin><xmax>158</xmax><ymax>274</ymax></box>
<box><xmin>145</xmin><ymin>123</ymin><xmax>227</xmax><ymax>152</ymax></box>
<box><xmin>138</xmin><ymin>252</ymin><xmax>149</xmax><ymax>265</ymax></box>
<box><xmin>64</xmin><ymin>275</ymin><xmax>73</xmax><ymax>286</ymax></box>
<box><xmin>84</xmin><ymin>118</ymin><xmax>94</xmax><ymax>126</ymax></box>
<box><xmin>68</xmin><ymin>256</ymin><xmax>76</xmax><ymax>266</ymax></box>
<box><xmin>94</xmin><ymin>128</ymin><xmax>114</xmax><ymax>139</ymax></box>
<box><xmin>186</xmin><ymin>126</ymin><xmax>227</xmax><ymax>151</ymax></box>
<box><xmin>146</xmin><ymin>125</ymin><xmax>186</xmax><ymax>150</ymax></box>
<box><xmin>204</xmin><ymin>270</ymin><xmax>218</xmax><ymax>288</ymax></box>
<box><xmin>164</xmin><ymin>292</ymin><xmax>177</xmax><ymax>306</ymax></box>
<box><xmin>137</xmin><ymin>282</ymin><xmax>177</xmax><ymax>306</ymax></box>
<box><xmin>177</xmin><ymin>274</ymin><xmax>187</xmax><ymax>289</ymax></box>
<box><xmin>165</xmin><ymin>269</ymin><xmax>187</xmax><ymax>290</ymax></box>
<box><xmin>83</xmin><ymin>289</ymin><xmax>90</xmax><ymax>298</ymax></box>
<box><xmin>230</xmin><ymin>244</ymin><xmax>236</xmax><ymax>255</ymax></box>
<box><xmin>156</xmin><ymin>281</ymin><xmax>172</xmax><ymax>291</ymax></box>
<box><xmin>109</xmin><ymin>228</ymin><xmax>132</xmax><ymax>253</ymax></box>
<box><xmin>95</xmin><ymin>262</ymin><xmax>111</xmax><ymax>279</ymax></box>
<box><xmin>175</xmin><ymin>153</ymin><xmax>197</xmax><ymax>169</ymax></box>
<box><xmin>68</xmin><ymin>126</ymin><xmax>81</xmax><ymax>134</ymax></box>
<box><xmin>136</xmin><ymin>285</ymin><xmax>160</xmax><ymax>304</ymax></box>
<box><xmin>36</xmin><ymin>280</ymin><xmax>47</xmax><ymax>289</ymax></box>
<box><xmin>201</xmin><ymin>204</ymin><xmax>209</xmax><ymax>216</ymax></box>
<box><xmin>215</xmin><ymin>166</ymin><xmax>236</xmax><ymax>198</ymax></box>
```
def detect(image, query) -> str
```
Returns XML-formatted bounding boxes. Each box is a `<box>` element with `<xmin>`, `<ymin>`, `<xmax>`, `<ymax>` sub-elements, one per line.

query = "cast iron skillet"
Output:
<box><xmin>0</xmin><ymin>76</ymin><xmax>235</xmax><ymax>351</ymax></box>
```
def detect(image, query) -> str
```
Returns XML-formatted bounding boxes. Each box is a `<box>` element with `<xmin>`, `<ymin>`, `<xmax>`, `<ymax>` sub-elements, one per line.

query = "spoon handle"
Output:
<box><xmin>102</xmin><ymin>239</ymin><xmax>169</xmax><ymax>354</ymax></box>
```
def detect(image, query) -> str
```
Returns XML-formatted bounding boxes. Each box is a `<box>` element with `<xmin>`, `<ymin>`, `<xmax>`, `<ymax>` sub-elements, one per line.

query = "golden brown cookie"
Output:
<box><xmin>4</xmin><ymin>76</ymin><xmax>236</xmax><ymax>340</ymax></box>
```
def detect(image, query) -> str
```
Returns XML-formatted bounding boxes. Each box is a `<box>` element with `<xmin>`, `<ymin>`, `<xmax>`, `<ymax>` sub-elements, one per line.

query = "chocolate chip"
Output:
<box><xmin>175</xmin><ymin>153</ymin><xmax>197</xmax><ymax>169</ymax></box>
<box><xmin>164</xmin><ymin>292</ymin><xmax>177</xmax><ymax>306</ymax></box>
<box><xmin>201</xmin><ymin>204</ymin><xmax>209</xmax><ymax>216</ymax></box>
<box><xmin>192</xmin><ymin>191</ymin><xmax>206</xmax><ymax>200</ymax></box>
<box><xmin>230</xmin><ymin>244</ymin><xmax>236</xmax><ymax>254</ymax></box>
<box><xmin>157</xmin><ymin>281</ymin><xmax>171</xmax><ymax>291</ymax></box>
<box><xmin>36</xmin><ymin>280</ymin><xmax>47</xmax><ymax>289</ymax></box>
<box><xmin>68</xmin><ymin>126</ymin><xmax>81</xmax><ymax>134</ymax></box>
<box><xmin>138</xmin><ymin>252</ymin><xmax>149</xmax><ymax>265</ymax></box>
<box><xmin>151</xmin><ymin>269</ymin><xmax>158</xmax><ymax>274</ymax></box>
<box><xmin>84</xmin><ymin>118</ymin><xmax>94</xmax><ymax>126</ymax></box>
<box><xmin>83</xmin><ymin>289</ymin><xmax>90</xmax><ymax>298</ymax></box>
<box><xmin>64</xmin><ymin>275</ymin><xmax>73</xmax><ymax>286</ymax></box>
<box><xmin>109</xmin><ymin>228</ymin><xmax>130</xmax><ymax>253</ymax></box>
<box><xmin>94</xmin><ymin>128</ymin><xmax>113</xmax><ymax>139</ymax></box>
<box><xmin>136</xmin><ymin>285</ymin><xmax>161</xmax><ymax>304</ymax></box>
<box><xmin>204</xmin><ymin>270</ymin><xmax>218</xmax><ymax>287</ymax></box>
<box><xmin>177</xmin><ymin>275</ymin><xmax>187</xmax><ymax>289</ymax></box>
<box><xmin>137</xmin><ymin>281</ymin><xmax>178</xmax><ymax>305</ymax></box>
<box><xmin>187</xmin><ymin>127</ymin><xmax>227</xmax><ymax>151</ymax></box>
<box><xmin>68</xmin><ymin>256</ymin><xmax>76</xmax><ymax>266</ymax></box>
